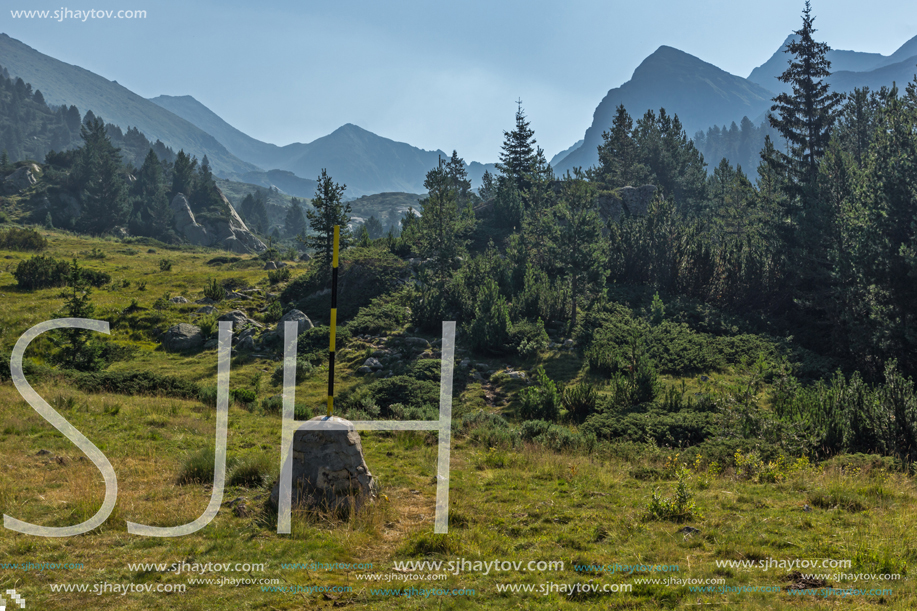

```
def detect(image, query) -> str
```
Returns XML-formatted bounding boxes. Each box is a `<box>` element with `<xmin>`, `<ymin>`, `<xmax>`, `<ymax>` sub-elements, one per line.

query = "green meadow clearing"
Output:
<box><xmin>0</xmin><ymin>229</ymin><xmax>913</xmax><ymax>610</ymax></box>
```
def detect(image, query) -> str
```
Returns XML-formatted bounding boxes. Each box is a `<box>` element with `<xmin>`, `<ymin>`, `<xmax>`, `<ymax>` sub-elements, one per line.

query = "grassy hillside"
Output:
<box><xmin>0</xmin><ymin>228</ymin><xmax>914</xmax><ymax>609</ymax></box>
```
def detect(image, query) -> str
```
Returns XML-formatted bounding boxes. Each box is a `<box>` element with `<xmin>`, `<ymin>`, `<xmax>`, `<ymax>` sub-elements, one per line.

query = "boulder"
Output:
<box><xmin>218</xmin><ymin>309</ymin><xmax>257</xmax><ymax>331</ymax></box>
<box><xmin>3</xmin><ymin>166</ymin><xmax>37</xmax><ymax>193</ymax></box>
<box><xmin>263</xmin><ymin>261</ymin><xmax>278</xmax><ymax>270</ymax></box>
<box><xmin>357</xmin><ymin>366</ymin><xmax>374</xmax><ymax>374</ymax></box>
<box><xmin>170</xmin><ymin>296</ymin><xmax>189</xmax><ymax>304</ymax></box>
<box><xmin>275</xmin><ymin>309</ymin><xmax>313</xmax><ymax>336</ymax></box>
<box><xmin>161</xmin><ymin>323</ymin><xmax>204</xmax><ymax>352</ymax></box>
<box><xmin>363</xmin><ymin>357</ymin><xmax>383</xmax><ymax>370</ymax></box>
<box><xmin>236</xmin><ymin>336</ymin><xmax>256</xmax><ymax>352</ymax></box>
<box><xmin>196</xmin><ymin>305</ymin><xmax>217</xmax><ymax>315</ymax></box>
<box><xmin>269</xmin><ymin>416</ymin><xmax>376</xmax><ymax>514</ymax></box>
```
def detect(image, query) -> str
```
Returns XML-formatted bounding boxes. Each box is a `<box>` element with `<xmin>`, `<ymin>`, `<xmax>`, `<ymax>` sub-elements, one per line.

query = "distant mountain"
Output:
<box><xmin>550</xmin><ymin>140</ymin><xmax>583</xmax><ymax>168</ymax></box>
<box><xmin>556</xmin><ymin>46</ymin><xmax>776</xmax><ymax>174</ymax></box>
<box><xmin>150</xmin><ymin>94</ymin><xmax>496</xmax><ymax>198</ymax></box>
<box><xmin>748</xmin><ymin>34</ymin><xmax>917</xmax><ymax>95</ymax></box>
<box><xmin>0</xmin><ymin>33</ymin><xmax>258</xmax><ymax>176</ymax></box>
<box><xmin>223</xmin><ymin>169</ymin><xmax>317</xmax><ymax>200</ymax></box>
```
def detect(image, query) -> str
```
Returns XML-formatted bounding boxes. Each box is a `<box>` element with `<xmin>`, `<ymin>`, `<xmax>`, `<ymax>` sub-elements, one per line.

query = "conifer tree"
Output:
<box><xmin>73</xmin><ymin>117</ymin><xmax>129</xmax><ymax>234</ymax></box>
<box><xmin>496</xmin><ymin>100</ymin><xmax>537</xmax><ymax>195</ymax></box>
<box><xmin>768</xmin><ymin>0</ymin><xmax>843</xmax><ymax>195</ymax></box>
<box><xmin>284</xmin><ymin>197</ymin><xmax>308</xmax><ymax>239</ymax></box>
<box><xmin>304</xmin><ymin>169</ymin><xmax>352</xmax><ymax>269</ymax></box>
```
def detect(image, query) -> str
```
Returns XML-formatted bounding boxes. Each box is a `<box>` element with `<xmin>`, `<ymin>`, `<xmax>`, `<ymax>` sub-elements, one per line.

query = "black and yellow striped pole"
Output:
<box><xmin>327</xmin><ymin>225</ymin><xmax>340</xmax><ymax>417</ymax></box>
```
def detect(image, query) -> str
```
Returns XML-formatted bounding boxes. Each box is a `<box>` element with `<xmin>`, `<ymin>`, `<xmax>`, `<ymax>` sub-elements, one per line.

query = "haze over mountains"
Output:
<box><xmin>2</xmin><ymin>30</ymin><xmax>915</xmax><ymax>197</ymax></box>
<box><xmin>555</xmin><ymin>36</ymin><xmax>917</xmax><ymax>174</ymax></box>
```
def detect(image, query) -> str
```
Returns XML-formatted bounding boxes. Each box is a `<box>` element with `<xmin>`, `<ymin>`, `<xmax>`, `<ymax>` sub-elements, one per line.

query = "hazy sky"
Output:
<box><xmin>4</xmin><ymin>0</ymin><xmax>916</xmax><ymax>162</ymax></box>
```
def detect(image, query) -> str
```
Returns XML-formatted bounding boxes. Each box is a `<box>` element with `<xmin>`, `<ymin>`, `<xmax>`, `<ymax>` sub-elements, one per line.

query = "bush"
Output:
<box><xmin>458</xmin><ymin>411</ymin><xmax>519</xmax><ymax>449</ymax></box>
<box><xmin>271</xmin><ymin>358</ymin><xmax>314</xmax><ymax>386</ymax></box>
<box><xmin>203</xmin><ymin>278</ymin><xmax>224</xmax><ymax>302</ymax></box>
<box><xmin>646</xmin><ymin>467</ymin><xmax>700</xmax><ymax>522</ymax></box>
<box><xmin>159</xmin><ymin>258</ymin><xmax>172</xmax><ymax>272</ymax></box>
<box><xmin>198</xmin><ymin>314</ymin><xmax>217</xmax><ymax>339</ymax></box>
<box><xmin>347</xmin><ymin>291</ymin><xmax>411</xmax><ymax>336</ymax></box>
<box><xmin>297</xmin><ymin>325</ymin><xmax>352</xmax><ymax>364</ymax></box>
<box><xmin>177</xmin><ymin>447</ymin><xmax>219</xmax><ymax>485</ymax></box>
<box><xmin>231</xmin><ymin>388</ymin><xmax>257</xmax><ymax>406</ymax></box>
<box><xmin>73</xmin><ymin>371</ymin><xmax>199</xmax><ymax>398</ymax></box>
<box><xmin>340</xmin><ymin>375</ymin><xmax>439</xmax><ymax>418</ymax></box>
<box><xmin>264</xmin><ymin>300</ymin><xmax>283</xmax><ymax>323</ymax></box>
<box><xmin>509</xmin><ymin>318</ymin><xmax>549</xmax><ymax>357</ymax></box>
<box><xmin>12</xmin><ymin>255</ymin><xmax>70</xmax><ymax>289</ymax></box>
<box><xmin>562</xmin><ymin>382</ymin><xmax>599</xmax><ymax>422</ymax></box>
<box><xmin>267</xmin><ymin>267</ymin><xmax>291</xmax><ymax>284</ymax></box>
<box><xmin>518</xmin><ymin>366</ymin><xmax>560</xmax><ymax>421</ymax></box>
<box><xmin>0</xmin><ymin>227</ymin><xmax>47</xmax><ymax>251</ymax></box>
<box><xmin>228</xmin><ymin>455</ymin><xmax>271</xmax><ymax>487</ymax></box>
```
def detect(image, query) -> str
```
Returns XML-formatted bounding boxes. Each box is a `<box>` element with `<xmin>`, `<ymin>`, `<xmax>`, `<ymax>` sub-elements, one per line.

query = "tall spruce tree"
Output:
<box><xmin>73</xmin><ymin>117</ymin><xmax>129</xmax><ymax>234</ymax></box>
<box><xmin>496</xmin><ymin>100</ymin><xmax>537</xmax><ymax>195</ymax></box>
<box><xmin>768</xmin><ymin>1</ymin><xmax>843</xmax><ymax>195</ymax></box>
<box><xmin>305</xmin><ymin>169</ymin><xmax>352</xmax><ymax>269</ymax></box>
<box><xmin>597</xmin><ymin>104</ymin><xmax>648</xmax><ymax>188</ymax></box>
<box><xmin>417</xmin><ymin>157</ymin><xmax>474</xmax><ymax>288</ymax></box>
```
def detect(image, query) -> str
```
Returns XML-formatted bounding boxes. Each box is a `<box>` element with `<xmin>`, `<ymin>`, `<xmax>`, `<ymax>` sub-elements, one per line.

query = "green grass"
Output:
<box><xmin>0</xmin><ymin>229</ymin><xmax>914</xmax><ymax>609</ymax></box>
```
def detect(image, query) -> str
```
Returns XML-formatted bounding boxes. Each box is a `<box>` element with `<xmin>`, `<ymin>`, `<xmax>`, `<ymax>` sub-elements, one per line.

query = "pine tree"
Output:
<box><xmin>478</xmin><ymin>170</ymin><xmax>497</xmax><ymax>201</ymax></box>
<box><xmin>445</xmin><ymin>150</ymin><xmax>472</xmax><ymax>204</ymax></box>
<box><xmin>496</xmin><ymin>100</ymin><xmax>537</xmax><ymax>195</ymax></box>
<box><xmin>250</xmin><ymin>190</ymin><xmax>270</xmax><ymax>234</ymax></box>
<box><xmin>364</xmin><ymin>215</ymin><xmax>384</xmax><ymax>240</ymax></box>
<box><xmin>284</xmin><ymin>197</ymin><xmax>308</xmax><ymax>239</ymax></box>
<box><xmin>597</xmin><ymin>104</ymin><xmax>647</xmax><ymax>188</ymax></box>
<box><xmin>304</xmin><ymin>169</ymin><xmax>352</xmax><ymax>269</ymax></box>
<box><xmin>768</xmin><ymin>0</ymin><xmax>843</xmax><ymax>195</ymax></box>
<box><xmin>417</xmin><ymin>157</ymin><xmax>474</xmax><ymax>288</ymax></box>
<box><xmin>553</xmin><ymin>171</ymin><xmax>605</xmax><ymax>329</ymax></box>
<box><xmin>73</xmin><ymin>117</ymin><xmax>129</xmax><ymax>234</ymax></box>
<box><xmin>169</xmin><ymin>150</ymin><xmax>197</xmax><ymax>200</ymax></box>
<box><xmin>131</xmin><ymin>148</ymin><xmax>171</xmax><ymax>238</ymax></box>
<box><xmin>53</xmin><ymin>259</ymin><xmax>103</xmax><ymax>371</ymax></box>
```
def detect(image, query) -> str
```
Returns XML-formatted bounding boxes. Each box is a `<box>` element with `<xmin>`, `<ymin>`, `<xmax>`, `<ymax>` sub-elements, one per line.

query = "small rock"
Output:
<box><xmin>169</xmin><ymin>296</ymin><xmax>189</xmax><ymax>304</ymax></box>
<box><xmin>237</xmin><ymin>336</ymin><xmax>256</xmax><ymax>352</ymax></box>
<box><xmin>472</xmin><ymin>372</ymin><xmax>483</xmax><ymax>381</ymax></box>
<box><xmin>233</xmin><ymin>501</ymin><xmax>250</xmax><ymax>517</ymax></box>
<box><xmin>507</xmin><ymin>371</ymin><xmax>526</xmax><ymax>380</ymax></box>
<box><xmin>36</xmin><ymin>449</ymin><xmax>51</xmax><ymax>456</ymax></box>
<box><xmin>357</xmin><ymin>366</ymin><xmax>373</xmax><ymax>374</ymax></box>
<box><xmin>195</xmin><ymin>297</ymin><xmax>216</xmax><ymax>305</ymax></box>
<box><xmin>803</xmin><ymin>504</ymin><xmax>812</xmax><ymax>512</ymax></box>
<box><xmin>563</xmin><ymin>339</ymin><xmax>574</xmax><ymax>348</ymax></box>
<box><xmin>196</xmin><ymin>305</ymin><xmax>217</xmax><ymax>315</ymax></box>
<box><xmin>678</xmin><ymin>526</ymin><xmax>700</xmax><ymax>535</ymax></box>
<box><xmin>460</xmin><ymin>358</ymin><xmax>470</xmax><ymax>369</ymax></box>
<box><xmin>363</xmin><ymin>357</ymin><xmax>383</xmax><ymax>370</ymax></box>
<box><xmin>204</xmin><ymin>338</ymin><xmax>218</xmax><ymax>350</ymax></box>
<box><xmin>263</xmin><ymin>261</ymin><xmax>278</xmax><ymax>270</ymax></box>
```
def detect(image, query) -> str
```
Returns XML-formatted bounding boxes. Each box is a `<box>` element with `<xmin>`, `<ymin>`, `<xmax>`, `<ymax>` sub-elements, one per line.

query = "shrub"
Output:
<box><xmin>340</xmin><ymin>376</ymin><xmax>439</xmax><ymax>418</ymax></box>
<box><xmin>562</xmin><ymin>382</ymin><xmax>599</xmax><ymax>422</ymax></box>
<box><xmin>232</xmin><ymin>388</ymin><xmax>257</xmax><ymax>406</ymax></box>
<box><xmin>297</xmin><ymin>325</ymin><xmax>352</xmax><ymax>364</ymax></box>
<box><xmin>646</xmin><ymin>467</ymin><xmax>700</xmax><ymax>522</ymax></box>
<box><xmin>271</xmin><ymin>358</ymin><xmax>313</xmax><ymax>386</ymax></box>
<box><xmin>459</xmin><ymin>411</ymin><xmax>519</xmax><ymax>449</ymax></box>
<box><xmin>261</xmin><ymin>395</ymin><xmax>283</xmax><ymax>413</ymax></box>
<box><xmin>509</xmin><ymin>318</ymin><xmax>549</xmax><ymax>357</ymax></box>
<box><xmin>203</xmin><ymin>278</ymin><xmax>224</xmax><ymax>302</ymax></box>
<box><xmin>12</xmin><ymin>255</ymin><xmax>70</xmax><ymax>289</ymax></box>
<box><xmin>519</xmin><ymin>366</ymin><xmax>560</xmax><ymax>421</ymax></box>
<box><xmin>347</xmin><ymin>291</ymin><xmax>411</xmax><ymax>335</ymax></box>
<box><xmin>177</xmin><ymin>447</ymin><xmax>219</xmax><ymax>485</ymax></box>
<box><xmin>73</xmin><ymin>371</ymin><xmax>199</xmax><ymax>398</ymax></box>
<box><xmin>159</xmin><ymin>258</ymin><xmax>172</xmax><ymax>272</ymax></box>
<box><xmin>0</xmin><ymin>227</ymin><xmax>47</xmax><ymax>251</ymax></box>
<box><xmin>198</xmin><ymin>314</ymin><xmax>217</xmax><ymax>339</ymax></box>
<box><xmin>228</xmin><ymin>455</ymin><xmax>271</xmax><ymax>487</ymax></box>
<box><xmin>264</xmin><ymin>300</ymin><xmax>283</xmax><ymax>323</ymax></box>
<box><xmin>267</xmin><ymin>267</ymin><xmax>291</xmax><ymax>284</ymax></box>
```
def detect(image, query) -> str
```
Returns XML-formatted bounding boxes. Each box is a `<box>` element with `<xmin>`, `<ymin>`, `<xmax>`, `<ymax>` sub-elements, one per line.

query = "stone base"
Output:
<box><xmin>269</xmin><ymin>416</ymin><xmax>376</xmax><ymax>515</ymax></box>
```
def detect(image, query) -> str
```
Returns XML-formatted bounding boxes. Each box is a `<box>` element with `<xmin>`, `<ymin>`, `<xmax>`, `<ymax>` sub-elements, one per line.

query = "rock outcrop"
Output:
<box><xmin>3</xmin><ymin>166</ymin><xmax>37</xmax><ymax>194</ymax></box>
<box><xmin>169</xmin><ymin>192</ymin><xmax>267</xmax><ymax>254</ymax></box>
